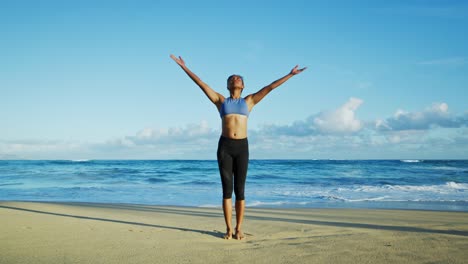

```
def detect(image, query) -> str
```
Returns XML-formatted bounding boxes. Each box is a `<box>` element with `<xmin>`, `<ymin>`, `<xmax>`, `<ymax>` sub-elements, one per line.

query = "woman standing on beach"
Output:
<box><xmin>170</xmin><ymin>54</ymin><xmax>306</xmax><ymax>240</ymax></box>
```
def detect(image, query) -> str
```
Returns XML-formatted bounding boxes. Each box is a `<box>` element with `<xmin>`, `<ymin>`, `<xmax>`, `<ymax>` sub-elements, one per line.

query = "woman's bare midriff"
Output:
<box><xmin>221</xmin><ymin>114</ymin><xmax>248</xmax><ymax>139</ymax></box>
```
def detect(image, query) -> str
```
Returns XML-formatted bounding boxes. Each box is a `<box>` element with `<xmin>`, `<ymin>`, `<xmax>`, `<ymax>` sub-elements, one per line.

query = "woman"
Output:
<box><xmin>170</xmin><ymin>54</ymin><xmax>306</xmax><ymax>240</ymax></box>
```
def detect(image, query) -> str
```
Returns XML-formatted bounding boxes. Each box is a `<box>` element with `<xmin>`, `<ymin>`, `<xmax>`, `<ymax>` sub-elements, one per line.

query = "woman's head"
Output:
<box><xmin>227</xmin><ymin>74</ymin><xmax>244</xmax><ymax>91</ymax></box>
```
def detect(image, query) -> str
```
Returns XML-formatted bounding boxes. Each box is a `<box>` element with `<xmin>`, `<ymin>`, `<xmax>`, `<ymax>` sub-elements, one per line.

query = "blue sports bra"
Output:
<box><xmin>220</xmin><ymin>97</ymin><xmax>250</xmax><ymax>117</ymax></box>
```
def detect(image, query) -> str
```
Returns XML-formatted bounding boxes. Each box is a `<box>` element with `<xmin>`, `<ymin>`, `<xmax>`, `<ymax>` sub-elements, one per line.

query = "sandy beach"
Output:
<box><xmin>1</xmin><ymin>201</ymin><xmax>467</xmax><ymax>264</ymax></box>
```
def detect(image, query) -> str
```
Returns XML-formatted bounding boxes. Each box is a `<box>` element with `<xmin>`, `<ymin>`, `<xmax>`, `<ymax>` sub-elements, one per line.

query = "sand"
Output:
<box><xmin>1</xmin><ymin>201</ymin><xmax>467</xmax><ymax>264</ymax></box>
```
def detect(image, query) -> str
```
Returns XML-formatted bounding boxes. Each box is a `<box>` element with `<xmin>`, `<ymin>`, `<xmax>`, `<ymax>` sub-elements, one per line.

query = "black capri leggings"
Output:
<box><xmin>217</xmin><ymin>136</ymin><xmax>249</xmax><ymax>201</ymax></box>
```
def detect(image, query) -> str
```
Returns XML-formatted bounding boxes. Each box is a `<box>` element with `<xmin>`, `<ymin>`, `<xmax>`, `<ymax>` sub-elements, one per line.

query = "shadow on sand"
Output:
<box><xmin>0</xmin><ymin>203</ymin><xmax>224</xmax><ymax>239</ymax></box>
<box><xmin>1</xmin><ymin>202</ymin><xmax>467</xmax><ymax>237</ymax></box>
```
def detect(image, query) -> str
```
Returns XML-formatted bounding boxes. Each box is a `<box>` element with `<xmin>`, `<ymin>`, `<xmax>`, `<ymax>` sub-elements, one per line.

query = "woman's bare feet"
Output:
<box><xmin>223</xmin><ymin>228</ymin><xmax>233</xmax><ymax>240</ymax></box>
<box><xmin>235</xmin><ymin>229</ymin><xmax>245</xmax><ymax>240</ymax></box>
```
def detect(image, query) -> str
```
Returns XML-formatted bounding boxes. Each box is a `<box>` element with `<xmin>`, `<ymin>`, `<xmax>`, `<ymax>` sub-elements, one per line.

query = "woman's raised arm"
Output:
<box><xmin>170</xmin><ymin>54</ymin><xmax>224</xmax><ymax>107</ymax></box>
<box><xmin>245</xmin><ymin>65</ymin><xmax>307</xmax><ymax>109</ymax></box>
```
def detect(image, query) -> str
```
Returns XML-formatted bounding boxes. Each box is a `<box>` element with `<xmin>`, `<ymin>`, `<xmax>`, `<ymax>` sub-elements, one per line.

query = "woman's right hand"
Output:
<box><xmin>170</xmin><ymin>54</ymin><xmax>186</xmax><ymax>67</ymax></box>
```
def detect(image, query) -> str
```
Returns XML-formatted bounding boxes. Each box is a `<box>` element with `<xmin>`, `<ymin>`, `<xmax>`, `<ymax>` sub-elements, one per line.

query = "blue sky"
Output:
<box><xmin>1</xmin><ymin>0</ymin><xmax>467</xmax><ymax>159</ymax></box>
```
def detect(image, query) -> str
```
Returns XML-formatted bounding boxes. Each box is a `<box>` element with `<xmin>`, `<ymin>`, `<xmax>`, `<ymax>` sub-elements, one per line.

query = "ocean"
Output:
<box><xmin>1</xmin><ymin>160</ymin><xmax>467</xmax><ymax>211</ymax></box>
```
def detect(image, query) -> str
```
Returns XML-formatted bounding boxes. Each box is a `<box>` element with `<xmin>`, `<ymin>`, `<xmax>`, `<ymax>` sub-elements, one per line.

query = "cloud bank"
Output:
<box><xmin>375</xmin><ymin>103</ymin><xmax>465</xmax><ymax>131</ymax></box>
<box><xmin>1</xmin><ymin>99</ymin><xmax>467</xmax><ymax>159</ymax></box>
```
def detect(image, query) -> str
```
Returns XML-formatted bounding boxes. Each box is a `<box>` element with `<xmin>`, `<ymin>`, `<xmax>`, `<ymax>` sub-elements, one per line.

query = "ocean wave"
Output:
<box><xmin>183</xmin><ymin>180</ymin><xmax>217</xmax><ymax>186</ymax></box>
<box><xmin>0</xmin><ymin>182</ymin><xmax>24</xmax><ymax>187</ymax></box>
<box><xmin>147</xmin><ymin>177</ymin><xmax>169</xmax><ymax>183</ymax></box>
<box><xmin>358</xmin><ymin>182</ymin><xmax>468</xmax><ymax>192</ymax></box>
<box><xmin>445</xmin><ymin>181</ymin><xmax>468</xmax><ymax>190</ymax></box>
<box><xmin>247</xmin><ymin>200</ymin><xmax>310</xmax><ymax>207</ymax></box>
<box><xmin>43</xmin><ymin>160</ymin><xmax>94</xmax><ymax>166</ymax></box>
<box><xmin>262</xmin><ymin>181</ymin><xmax>468</xmax><ymax>204</ymax></box>
<box><xmin>345</xmin><ymin>196</ymin><xmax>390</xmax><ymax>202</ymax></box>
<box><xmin>400</xmin><ymin>159</ymin><xmax>422</xmax><ymax>163</ymax></box>
<box><xmin>315</xmin><ymin>195</ymin><xmax>346</xmax><ymax>201</ymax></box>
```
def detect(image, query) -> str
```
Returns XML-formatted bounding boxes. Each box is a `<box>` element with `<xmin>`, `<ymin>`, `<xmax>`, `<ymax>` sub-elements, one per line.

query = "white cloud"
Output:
<box><xmin>126</xmin><ymin>120</ymin><xmax>218</xmax><ymax>145</ymax></box>
<box><xmin>384</xmin><ymin>130</ymin><xmax>426</xmax><ymax>144</ymax></box>
<box><xmin>249</xmin><ymin>101</ymin><xmax>468</xmax><ymax>158</ymax></box>
<box><xmin>262</xmin><ymin>97</ymin><xmax>364</xmax><ymax>136</ymax></box>
<box><xmin>0</xmin><ymin>121</ymin><xmax>220</xmax><ymax>160</ymax></box>
<box><xmin>375</xmin><ymin>102</ymin><xmax>462</xmax><ymax>131</ymax></box>
<box><xmin>313</xmin><ymin>97</ymin><xmax>363</xmax><ymax>133</ymax></box>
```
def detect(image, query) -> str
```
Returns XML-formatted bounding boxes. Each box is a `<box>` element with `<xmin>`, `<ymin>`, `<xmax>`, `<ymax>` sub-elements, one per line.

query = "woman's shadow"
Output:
<box><xmin>0</xmin><ymin>204</ymin><xmax>225</xmax><ymax>239</ymax></box>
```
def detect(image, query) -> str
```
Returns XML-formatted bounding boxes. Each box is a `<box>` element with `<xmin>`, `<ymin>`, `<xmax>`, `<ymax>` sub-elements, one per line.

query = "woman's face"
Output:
<box><xmin>227</xmin><ymin>75</ymin><xmax>244</xmax><ymax>90</ymax></box>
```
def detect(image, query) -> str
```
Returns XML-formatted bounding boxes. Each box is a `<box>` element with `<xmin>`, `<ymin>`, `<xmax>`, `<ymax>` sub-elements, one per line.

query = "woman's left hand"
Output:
<box><xmin>290</xmin><ymin>65</ymin><xmax>307</xmax><ymax>75</ymax></box>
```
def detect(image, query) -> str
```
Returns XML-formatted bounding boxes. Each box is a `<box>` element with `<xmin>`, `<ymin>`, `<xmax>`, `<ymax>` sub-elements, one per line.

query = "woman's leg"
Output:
<box><xmin>217</xmin><ymin>138</ymin><xmax>234</xmax><ymax>239</ymax></box>
<box><xmin>234</xmin><ymin>200</ymin><xmax>245</xmax><ymax>239</ymax></box>
<box><xmin>233</xmin><ymin>140</ymin><xmax>249</xmax><ymax>240</ymax></box>
<box><xmin>222</xmin><ymin>198</ymin><xmax>233</xmax><ymax>239</ymax></box>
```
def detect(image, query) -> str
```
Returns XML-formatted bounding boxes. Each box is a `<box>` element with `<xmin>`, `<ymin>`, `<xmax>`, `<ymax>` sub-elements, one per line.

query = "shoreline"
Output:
<box><xmin>2</xmin><ymin>199</ymin><xmax>468</xmax><ymax>212</ymax></box>
<box><xmin>1</xmin><ymin>201</ymin><xmax>467</xmax><ymax>263</ymax></box>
